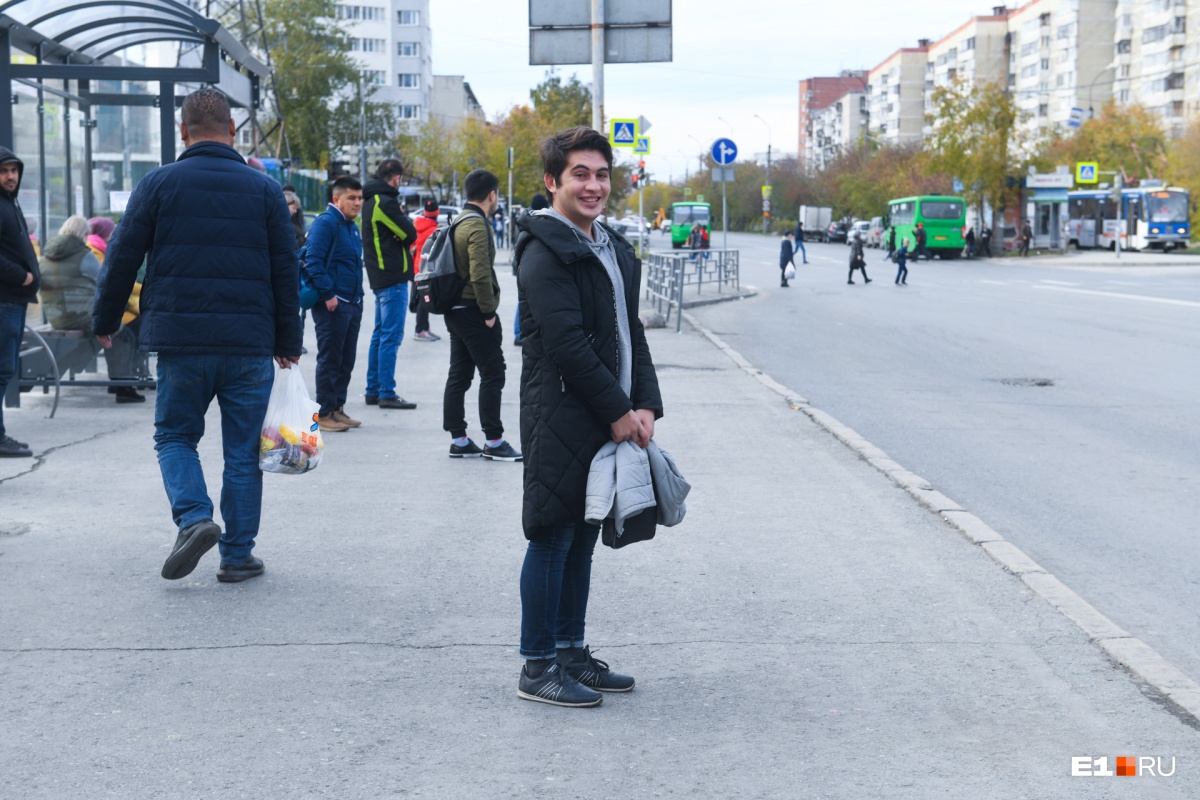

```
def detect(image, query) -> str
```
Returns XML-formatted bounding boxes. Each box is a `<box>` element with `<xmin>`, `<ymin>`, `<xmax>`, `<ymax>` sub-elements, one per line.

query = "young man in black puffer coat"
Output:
<box><xmin>511</xmin><ymin>126</ymin><xmax>663</xmax><ymax>708</ymax></box>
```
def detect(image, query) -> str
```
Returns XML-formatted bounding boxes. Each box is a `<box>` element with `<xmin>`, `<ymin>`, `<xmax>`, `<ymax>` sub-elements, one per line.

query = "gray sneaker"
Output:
<box><xmin>0</xmin><ymin>435</ymin><xmax>32</xmax><ymax>458</ymax></box>
<box><xmin>161</xmin><ymin>519</ymin><xmax>221</xmax><ymax>580</ymax></box>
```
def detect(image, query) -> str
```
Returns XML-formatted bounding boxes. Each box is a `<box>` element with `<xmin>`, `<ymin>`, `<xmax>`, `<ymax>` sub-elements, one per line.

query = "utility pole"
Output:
<box><xmin>358</xmin><ymin>74</ymin><xmax>367</xmax><ymax>185</ymax></box>
<box><xmin>754</xmin><ymin>113</ymin><xmax>772</xmax><ymax>234</ymax></box>
<box><xmin>507</xmin><ymin>146</ymin><xmax>514</xmax><ymax>249</ymax></box>
<box><xmin>591</xmin><ymin>0</ymin><xmax>604</xmax><ymax>133</ymax></box>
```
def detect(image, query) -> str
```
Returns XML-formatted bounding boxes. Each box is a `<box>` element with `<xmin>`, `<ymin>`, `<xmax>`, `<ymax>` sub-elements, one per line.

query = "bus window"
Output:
<box><xmin>1102</xmin><ymin>198</ymin><xmax>1117</xmax><ymax>220</ymax></box>
<box><xmin>673</xmin><ymin>205</ymin><xmax>711</xmax><ymax>227</ymax></box>
<box><xmin>1148</xmin><ymin>192</ymin><xmax>1188</xmax><ymax>223</ymax></box>
<box><xmin>889</xmin><ymin>202</ymin><xmax>914</xmax><ymax>225</ymax></box>
<box><xmin>919</xmin><ymin>200</ymin><xmax>964</xmax><ymax>220</ymax></box>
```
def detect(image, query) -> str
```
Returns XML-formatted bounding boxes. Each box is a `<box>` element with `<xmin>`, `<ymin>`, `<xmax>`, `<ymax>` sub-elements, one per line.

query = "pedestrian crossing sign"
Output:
<box><xmin>1076</xmin><ymin>162</ymin><xmax>1099</xmax><ymax>184</ymax></box>
<box><xmin>634</xmin><ymin>136</ymin><xmax>651</xmax><ymax>154</ymax></box>
<box><xmin>609</xmin><ymin>118</ymin><xmax>638</xmax><ymax>147</ymax></box>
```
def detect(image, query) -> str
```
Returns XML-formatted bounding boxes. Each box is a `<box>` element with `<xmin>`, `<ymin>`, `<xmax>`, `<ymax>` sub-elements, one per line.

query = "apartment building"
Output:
<box><xmin>923</xmin><ymin>11</ymin><xmax>1012</xmax><ymax>136</ymax></box>
<box><xmin>808</xmin><ymin>91</ymin><xmax>870</xmax><ymax>171</ymax></box>
<box><xmin>1007</xmin><ymin>0</ymin><xmax>1117</xmax><ymax>136</ymax></box>
<box><xmin>338</xmin><ymin>0</ymin><xmax>432</xmax><ymax>124</ymax></box>
<box><xmin>1116</xmin><ymin>0</ymin><xmax>1188</xmax><ymax>137</ymax></box>
<box><xmin>430</xmin><ymin>75</ymin><xmax>486</xmax><ymax>128</ymax></box>
<box><xmin>867</xmin><ymin>43</ymin><xmax>930</xmax><ymax>147</ymax></box>
<box><xmin>798</xmin><ymin>72</ymin><xmax>868</xmax><ymax>170</ymax></box>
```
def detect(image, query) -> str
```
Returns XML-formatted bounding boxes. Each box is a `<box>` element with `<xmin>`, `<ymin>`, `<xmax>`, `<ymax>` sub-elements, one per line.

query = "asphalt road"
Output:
<box><xmin>690</xmin><ymin>231</ymin><xmax>1200</xmax><ymax>685</ymax></box>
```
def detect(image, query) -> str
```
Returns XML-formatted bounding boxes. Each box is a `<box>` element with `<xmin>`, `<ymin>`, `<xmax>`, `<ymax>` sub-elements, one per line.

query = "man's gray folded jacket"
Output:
<box><xmin>585</xmin><ymin>439</ymin><xmax>690</xmax><ymax>539</ymax></box>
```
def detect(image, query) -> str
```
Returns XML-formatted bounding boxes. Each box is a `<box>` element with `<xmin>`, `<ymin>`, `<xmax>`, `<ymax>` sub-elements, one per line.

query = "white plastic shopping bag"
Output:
<box><xmin>258</xmin><ymin>365</ymin><xmax>324</xmax><ymax>474</ymax></box>
<box><xmin>783</xmin><ymin>262</ymin><xmax>797</xmax><ymax>280</ymax></box>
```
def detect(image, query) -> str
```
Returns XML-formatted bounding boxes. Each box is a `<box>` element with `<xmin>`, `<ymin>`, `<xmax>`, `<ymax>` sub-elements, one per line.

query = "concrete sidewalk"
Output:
<box><xmin>2</xmin><ymin>266</ymin><xmax>1198</xmax><ymax>798</ymax></box>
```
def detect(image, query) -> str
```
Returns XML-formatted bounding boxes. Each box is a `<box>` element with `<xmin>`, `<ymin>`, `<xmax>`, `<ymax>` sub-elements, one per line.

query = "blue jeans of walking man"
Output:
<box><xmin>154</xmin><ymin>354</ymin><xmax>275</xmax><ymax>563</ymax></box>
<box><xmin>365</xmin><ymin>282</ymin><xmax>408</xmax><ymax>400</ymax></box>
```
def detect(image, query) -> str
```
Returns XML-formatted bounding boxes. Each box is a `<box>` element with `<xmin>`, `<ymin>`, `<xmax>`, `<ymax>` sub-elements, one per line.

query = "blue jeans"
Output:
<box><xmin>0</xmin><ymin>302</ymin><xmax>26</xmax><ymax>439</ymax></box>
<box><xmin>365</xmin><ymin>283</ymin><xmax>408</xmax><ymax>400</ymax></box>
<box><xmin>312</xmin><ymin>300</ymin><xmax>363</xmax><ymax>415</ymax></box>
<box><xmin>519</xmin><ymin>522</ymin><xmax>601</xmax><ymax>659</ymax></box>
<box><xmin>796</xmin><ymin>239</ymin><xmax>807</xmax><ymax>263</ymax></box>
<box><xmin>153</xmin><ymin>354</ymin><xmax>275</xmax><ymax>563</ymax></box>
<box><xmin>513</xmin><ymin>302</ymin><xmax>521</xmax><ymax>341</ymax></box>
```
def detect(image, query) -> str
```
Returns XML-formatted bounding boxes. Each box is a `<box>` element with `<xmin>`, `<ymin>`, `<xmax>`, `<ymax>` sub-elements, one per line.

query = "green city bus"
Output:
<box><xmin>886</xmin><ymin>196</ymin><xmax>965</xmax><ymax>259</ymax></box>
<box><xmin>669</xmin><ymin>201</ymin><xmax>711</xmax><ymax>249</ymax></box>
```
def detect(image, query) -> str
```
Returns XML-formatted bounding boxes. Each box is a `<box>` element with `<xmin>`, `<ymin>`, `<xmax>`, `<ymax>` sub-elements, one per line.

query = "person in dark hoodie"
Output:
<box><xmin>361</xmin><ymin>158</ymin><xmax>418</xmax><ymax>410</ymax></box>
<box><xmin>512</xmin><ymin>126</ymin><xmax>663</xmax><ymax>708</ymax></box>
<box><xmin>0</xmin><ymin>145</ymin><xmax>40</xmax><ymax>457</ymax></box>
<box><xmin>92</xmin><ymin>88</ymin><xmax>301</xmax><ymax>583</ymax></box>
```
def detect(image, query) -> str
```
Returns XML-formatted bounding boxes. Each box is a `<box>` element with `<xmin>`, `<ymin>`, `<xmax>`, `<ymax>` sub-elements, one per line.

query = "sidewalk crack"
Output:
<box><xmin>0</xmin><ymin>424</ymin><xmax>136</xmax><ymax>486</ymax></box>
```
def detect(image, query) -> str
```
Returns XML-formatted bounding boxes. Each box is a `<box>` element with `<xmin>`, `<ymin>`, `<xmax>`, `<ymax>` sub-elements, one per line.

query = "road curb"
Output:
<box><xmin>680</xmin><ymin>308</ymin><xmax>1200</xmax><ymax>725</ymax></box>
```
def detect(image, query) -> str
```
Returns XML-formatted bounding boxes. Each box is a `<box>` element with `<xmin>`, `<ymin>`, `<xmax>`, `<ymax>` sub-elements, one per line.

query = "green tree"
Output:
<box><xmin>262</xmin><ymin>0</ymin><xmax>356</xmax><ymax>167</ymax></box>
<box><xmin>927</xmin><ymin>80</ymin><xmax>1031</xmax><ymax>227</ymax></box>
<box><xmin>1037</xmin><ymin>100</ymin><xmax>1167</xmax><ymax>181</ymax></box>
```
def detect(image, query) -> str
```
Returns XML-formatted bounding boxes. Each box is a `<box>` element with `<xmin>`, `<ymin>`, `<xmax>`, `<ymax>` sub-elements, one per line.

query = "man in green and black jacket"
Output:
<box><xmin>362</xmin><ymin>158</ymin><xmax>419</xmax><ymax>409</ymax></box>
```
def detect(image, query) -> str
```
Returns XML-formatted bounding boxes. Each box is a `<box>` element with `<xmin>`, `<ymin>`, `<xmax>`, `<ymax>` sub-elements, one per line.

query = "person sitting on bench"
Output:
<box><xmin>38</xmin><ymin>215</ymin><xmax>144</xmax><ymax>403</ymax></box>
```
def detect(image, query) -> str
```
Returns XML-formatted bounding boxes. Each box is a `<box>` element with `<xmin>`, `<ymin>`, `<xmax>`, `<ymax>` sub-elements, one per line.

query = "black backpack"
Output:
<box><xmin>414</xmin><ymin>211</ymin><xmax>483</xmax><ymax>314</ymax></box>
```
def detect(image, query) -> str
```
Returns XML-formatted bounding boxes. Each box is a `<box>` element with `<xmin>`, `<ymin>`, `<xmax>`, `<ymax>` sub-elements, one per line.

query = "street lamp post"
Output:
<box><xmin>754</xmin><ymin>114</ymin><xmax>772</xmax><ymax>235</ymax></box>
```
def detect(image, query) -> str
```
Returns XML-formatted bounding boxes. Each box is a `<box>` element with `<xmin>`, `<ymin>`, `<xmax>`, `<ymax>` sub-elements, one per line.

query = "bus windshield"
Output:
<box><xmin>673</xmin><ymin>205</ymin><xmax>711</xmax><ymax>226</ymax></box>
<box><xmin>920</xmin><ymin>201</ymin><xmax>964</xmax><ymax>220</ymax></box>
<box><xmin>1146</xmin><ymin>192</ymin><xmax>1189</xmax><ymax>223</ymax></box>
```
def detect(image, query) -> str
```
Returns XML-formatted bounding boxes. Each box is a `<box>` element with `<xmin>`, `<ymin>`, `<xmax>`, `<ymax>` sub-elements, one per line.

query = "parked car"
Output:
<box><xmin>847</xmin><ymin>220</ymin><xmax>871</xmax><ymax>244</ymax></box>
<box><xmin>619</xmin><ymin>215</ymin><xmax>650</xmax><ymax>235</ymax></box>
<box><xmin>437</xmin><ymin>205</ymin><xmax>462</xmax><ymax>228</ymax></box>
<box><xmin>866</xmin><ymin>216</ymin><xmax>884</xmax><ymax>248</ymax></box>
<box><xmin>826</xmin><ymin>221</ymin><xmax>848</xmax><ymax>243</ymax></box>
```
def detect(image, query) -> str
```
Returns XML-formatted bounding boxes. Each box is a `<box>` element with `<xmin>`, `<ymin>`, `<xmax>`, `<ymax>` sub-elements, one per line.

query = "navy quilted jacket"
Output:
<box><xmin>92</xmin><ymin>141</ymin><xmax>301</xmax><ymax>356</ymax></box>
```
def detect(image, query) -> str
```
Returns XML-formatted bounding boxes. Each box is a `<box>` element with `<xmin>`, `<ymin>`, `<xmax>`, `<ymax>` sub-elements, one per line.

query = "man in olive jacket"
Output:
<box><xmin>442</xmin><ymin>169</ymin><xmax>520</xmax><ymax>461</ymax></box>
<box><xmin>511</xmin><ymin>126</ymin><xmax>663</xmax><ymax>708</ymax></box>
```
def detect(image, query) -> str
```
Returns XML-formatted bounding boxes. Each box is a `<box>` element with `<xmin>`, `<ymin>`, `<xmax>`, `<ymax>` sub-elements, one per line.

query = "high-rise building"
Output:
<box><xmin>1115</xmin><ymin>0</ymin><xmax>1187</xmax><ymax>137</ymax></box>
<box><xmin>338</xmin><ymin>0</ymin><xmax>432</xmax><ymax>125</ymax></box>
<box><xmin>923</xmin><ymin>11</ymin><xmax>1012</xmax><ymax>137</ymax></box>
<box><xmin>867</xmin><ymin>42</ymin><xmax>930</xmax><ymax>147</ymax></box>
<box><xmin>430</xmin><ymin>76</ymin><xmax>486</xmax><ymax>128</ymax></box>
<box><xmin>798</xmin><ymin>72</ymin><xmax>868</xmax><ymax>171</ymax></box>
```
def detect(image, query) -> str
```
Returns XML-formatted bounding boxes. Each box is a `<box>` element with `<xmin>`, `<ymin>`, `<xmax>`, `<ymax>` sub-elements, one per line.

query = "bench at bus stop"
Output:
<box><xmin>3</xmin><ymin>324</ymin><xmax>155</xmax><ymax>418</ymax></box>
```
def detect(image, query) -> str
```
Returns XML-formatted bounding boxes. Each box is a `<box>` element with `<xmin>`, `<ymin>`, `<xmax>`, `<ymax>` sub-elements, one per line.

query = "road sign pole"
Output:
<box><xmin>507</xmin><ymin>146</ymin><xmax>514</xmax><ymax>250</ymax></box>
<box><xmin>591</xmin><ymin>0</ymin><xmax>604</xmax><ymax>133</ymax></box>
<box><xmin>639</xmin><ymin>180</ymin><xmax>645</xmax><ymax>255</ymax></box>
<box><xmin>722</xmin><ymin>178</ymin><xmax>728</xmax><ymax>250</ymax></box>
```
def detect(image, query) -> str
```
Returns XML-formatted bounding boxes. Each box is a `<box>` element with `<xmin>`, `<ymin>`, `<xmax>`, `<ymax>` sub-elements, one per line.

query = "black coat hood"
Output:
<box><xmin>0</xmin><ymin>146</ymin><xmax>24</xmax><ymax>197</ymax></box>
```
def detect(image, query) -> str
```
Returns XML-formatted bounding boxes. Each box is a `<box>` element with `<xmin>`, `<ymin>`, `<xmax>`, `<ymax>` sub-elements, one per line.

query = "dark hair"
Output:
<box><xmin>180</xmin><ymin>87</ymin><xmax>232</xmax><ymax>137</ymax></box>
<box><xmin>330</xmin><ymin>176</ymin><xmax>362</xmax><ymax>197</ymax></box>
<box><xmin>282</xmin><ymin>184</ymin><xmax>297</xmax><ymax>193</ymax></box>
<box><xmin>540</xmin><ymin>126</ymin><xmax>613</xmax><ymax>187</ymax></box>
<box><xmin>464</xmin><ymin>169</ymin><xmax>499</xmax><ymax>202</ymax></box>
<box><xmin>529</xmin><ymin>193</ymin><xmax>549</xmax><ymax>210</ymax></box>
<box><xmin>376</xmin><ymin>158</ymin><xmax>404</xmax><ymax>182</ymax></box>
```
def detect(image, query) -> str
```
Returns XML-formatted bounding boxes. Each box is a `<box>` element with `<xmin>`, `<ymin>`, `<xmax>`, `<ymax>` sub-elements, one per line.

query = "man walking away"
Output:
<box><xmin>895</xmin><ymin>238</ymin><xmax>910</xmax><ymax>285</ymax></box>
<box><xmin>913</xmin><ymin>222</ymin><xmax>932</xmax><ymax>261</ymax></box>
<box><xmin>848</xmin><ymin>232</ymin><xmax>872</xmax><ymax>285</ymax></box>
<box><xmin>792</xmin><ymin>220</ymin><xmax>808</xmax><ymax>264</ymax></box>
<box><xmin>92</xmin><ymin>87</ymin><xmax>301</xmax><ymax>582</ymax></box>
<box><xmin>779</xmin><ymin>231</ymin><xmax>795</xmax><ymax>287</ymax></box>
<box><xmin>410</xmin><ymin>199</ymin><xmax>441</xmax><ymax>342</ymax></box>
<box><xmin>513</xmin><ymin>126</ymin><xmax>664</xmax><ymax>708</ymax></box>
<box><xmin>1020</xmin><ymin>219</ymin><xmax>1033</xmax><ymax>257</ymax></box>
<box><xmin>980</xmin><ymin>223</ymin><xmax>992</xmax><ymax>257</ymax></box>
<box><xmin>0</xmin><ymin>146</ymin><xmax>39</xmax><ymax>457</ymax></box>
<box><xmin>305</xmin><ymin>177</ymin><xmax>365</xmax><ymax>432</ymax></box>
<box><xmin>443</xmin><ymin>169</ymin><xmax>521</xmax><ymax>462</ymax></box>
<box><xmin>362</xmin><ymin>159</ymin><xmax>418</xmax><ymax>410</ymax></box>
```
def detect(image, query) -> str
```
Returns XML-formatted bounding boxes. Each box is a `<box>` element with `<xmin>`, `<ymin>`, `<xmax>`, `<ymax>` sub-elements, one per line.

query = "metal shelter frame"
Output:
<box><xmin>0</xmin><ymin>0</ymin><xmax>268</xmax><ymax>223</ymax></box>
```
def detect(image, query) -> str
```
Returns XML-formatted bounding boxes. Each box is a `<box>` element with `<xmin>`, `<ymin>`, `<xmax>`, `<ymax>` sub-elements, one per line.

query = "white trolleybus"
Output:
<box><xmin>1064</xmin><ymin>183</ymin><xmax>1191</xmax><ymax>251</ymax></box>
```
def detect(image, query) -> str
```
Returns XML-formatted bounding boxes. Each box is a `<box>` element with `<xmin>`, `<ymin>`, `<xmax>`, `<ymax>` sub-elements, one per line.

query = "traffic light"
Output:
<box><xmin>638</xmin><ymin>160</ymin><xmax>646</xmax><ymax>185</ymax></box>
<box><xmin>631</xmin><ymin>173</ymin><xmax>640</xmax><ymax>188</ymax></box>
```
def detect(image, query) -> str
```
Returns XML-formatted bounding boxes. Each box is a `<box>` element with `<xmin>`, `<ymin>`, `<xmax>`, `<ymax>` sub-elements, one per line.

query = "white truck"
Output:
<box><xmin>798</xmin><ymin>205</ymin><xmax>833</xmax><ymax>242</ymax></box>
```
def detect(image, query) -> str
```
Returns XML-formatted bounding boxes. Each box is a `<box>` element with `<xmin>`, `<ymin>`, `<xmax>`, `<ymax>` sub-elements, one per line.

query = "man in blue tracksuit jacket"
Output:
<box><xmin>91</xmin><ymin>88</ymin><xmax>301</xmax><ymax>584</ymax></box>
<box><xmin>303</xmin><ymin>176</ymin><xmax>365</xmax><ymax>431</ymax></box>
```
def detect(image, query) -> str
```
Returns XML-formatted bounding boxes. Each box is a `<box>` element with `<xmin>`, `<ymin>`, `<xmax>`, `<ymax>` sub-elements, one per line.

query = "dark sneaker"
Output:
<box><xmin>563</xmin><ymin>646</ymin><xmax>635</xmax><ymax>693</ymax></box>
<box><xmin>364</xmin><ymin>395</ymin><xmax>380</xmax><ymax>406</ymax></box>
<box><xmin>518</xmin><ymin>663</ymin><xmax>603</xmax><ymax>707</ymax></box>
<box><xmin>378</xmin><ymin>396</ymin><xmax>417</xmax><ymax>409</ymax></box>
<box><xmin>217</xmin><ymin>556</ymin><xmax>265</xmax><ymax>583</ymax></box>
<box><xmin>449</xmin><ymin>439</ymin><xmax>484</xmax><ymax>458</ymax></box>
<box><xmin>161</xmin><ymin>519</ymin><xmax>221</xmax><ymax>580</ymax></box>
<box><xmin>414</xmin><ymin>330</ymin><xmax>440</xmax><ymax>342</ymax></box>
<box><xmin>114</xmin><ymin>386</ymin><xmax>146</xmax><ymax>403</ymax></box>
<box><xmin>0</xmin><ymin>435</ymin><xmax>32</xmax><ymax>458</ymax></box>
<box><xmin>483</xmin><ymin>441</ymin><xmax>522</xmax><ymax>462</ymax></box>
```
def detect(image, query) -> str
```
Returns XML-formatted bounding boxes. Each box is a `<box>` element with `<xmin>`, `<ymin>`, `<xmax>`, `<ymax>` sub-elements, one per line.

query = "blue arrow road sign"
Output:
<box><xmin>711</xmin><ymin>138</ymin><xmax>738</xmax><ymax>165</ymax></box>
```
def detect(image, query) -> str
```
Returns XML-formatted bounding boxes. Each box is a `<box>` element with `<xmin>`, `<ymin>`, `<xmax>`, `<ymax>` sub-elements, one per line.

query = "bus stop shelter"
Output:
<box><xmin>0</xmin><ymin>0</ymin><xmax>268</xmax><ymax>234</ymax></box>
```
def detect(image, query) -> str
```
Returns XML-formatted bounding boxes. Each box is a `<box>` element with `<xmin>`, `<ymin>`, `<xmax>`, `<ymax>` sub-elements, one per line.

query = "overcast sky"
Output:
<box><xmin>430</xmin><ymin>0</ymin><xmax>994</xmax><ymax>182</ymax></box>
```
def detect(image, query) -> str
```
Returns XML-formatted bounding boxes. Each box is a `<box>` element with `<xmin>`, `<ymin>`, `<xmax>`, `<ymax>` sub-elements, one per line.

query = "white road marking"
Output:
<box><xmin>1039</xmin><ymin>280</ymin><xmax>1080</xmax><ymax>286</ymax></box>
<box><xmin>1034</xmin><ymin>285</ymin><xmax>1200</xmax><ymax>309</ymax></box>
<box><xmin>978</xmin><ymin>279</ymin><xmax>1008</xmax><ymax>286</ymax></box>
